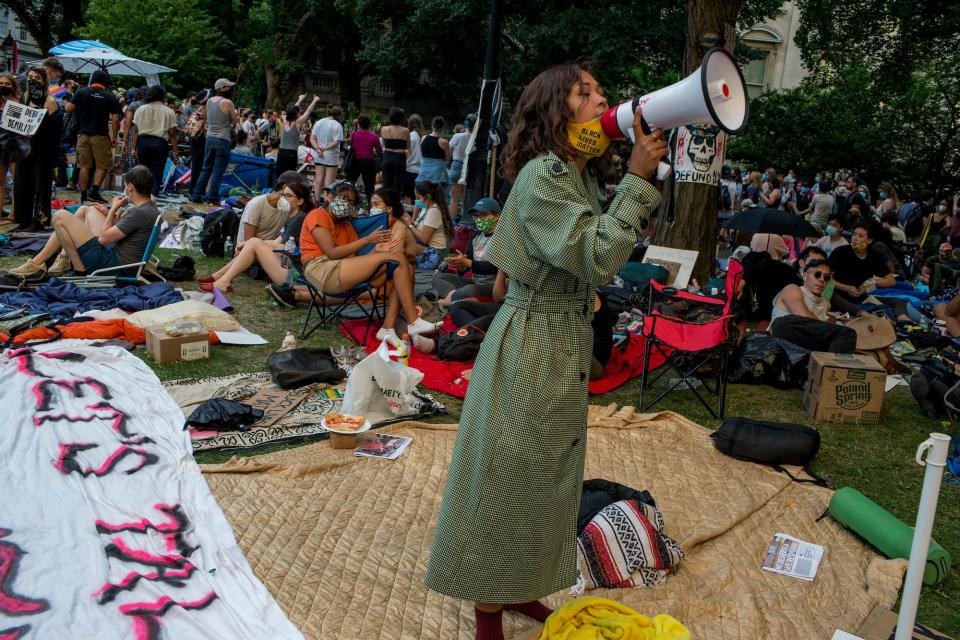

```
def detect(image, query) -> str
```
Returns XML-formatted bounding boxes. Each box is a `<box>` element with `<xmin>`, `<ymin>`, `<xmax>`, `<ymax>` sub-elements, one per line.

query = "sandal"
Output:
<box><xmin>197</xmin><ymin>275</ymin><xmax>215</xmax><ymax>284</ymax></box>
<box><xmin>199</xmin><ymin>283</ymin><xmax>233</xmax><ymax>293</ymax></box>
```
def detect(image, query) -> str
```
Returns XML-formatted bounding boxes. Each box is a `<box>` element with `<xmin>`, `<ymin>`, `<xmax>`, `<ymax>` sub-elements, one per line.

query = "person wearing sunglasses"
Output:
<box><xmin>769</xmin><ymin>258</ymin><xmax>858</xmax><ymax>353</ymax></box>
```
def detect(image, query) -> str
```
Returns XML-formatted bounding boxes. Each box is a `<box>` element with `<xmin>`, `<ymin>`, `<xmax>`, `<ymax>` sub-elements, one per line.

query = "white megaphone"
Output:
<box><xmin>567</xmin><ymin>47</ymin><xmax>749</xmax><ymax>178</ymax></box>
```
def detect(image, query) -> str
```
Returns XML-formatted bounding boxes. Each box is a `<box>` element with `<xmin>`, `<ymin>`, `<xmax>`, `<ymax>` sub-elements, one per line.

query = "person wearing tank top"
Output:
<box><xmin>380</xmin><ymin>106</ymin><xmax>411</xmax><ymax>196</ymax></box>
<box><xmin>416</xmin><ymin>115</ymin><xmax>451</xmax><ymax>188</ymax></box>
<box><xmin>276</xmin><ymin>97</ymin><xmax>318</xmax><ymax>175</ymax></box>
<box><xmin>191</xmin><ymin>79</ymin><xmax>239</xmax><ymax>203</ymax></box>
<box><xmin>769</xmin><ymin>258</ymin><xmax>857</xmax><ymax>353</ymax></box>
<box><xmin>448</xmin><ymin>114</ymin><xmax>474</xmax><ymax>218</ymax></box>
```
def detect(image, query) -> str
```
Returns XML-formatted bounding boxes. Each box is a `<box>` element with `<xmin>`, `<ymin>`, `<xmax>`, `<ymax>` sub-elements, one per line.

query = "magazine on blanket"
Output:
<box><xmin>354</xmin><ymin>434</ymin><xmax>412</xmax><ymax>460</ymax></box>
<box><xmin>761</xmin><ymin>532</ymin><xmax>824</xmax><ymax>581</ymax></box>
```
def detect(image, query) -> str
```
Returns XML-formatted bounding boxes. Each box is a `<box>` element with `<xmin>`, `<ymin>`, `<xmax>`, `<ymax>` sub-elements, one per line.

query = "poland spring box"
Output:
<box><xmin>803</xmin><ymin>352</ymin><xmax>885</xmax><ymax>424</ymax></box>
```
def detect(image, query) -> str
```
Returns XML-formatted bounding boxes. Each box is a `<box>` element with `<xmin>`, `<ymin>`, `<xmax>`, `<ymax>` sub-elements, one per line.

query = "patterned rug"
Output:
<box><xmin>163</xmin><ymin>371</ymin><xmax>446</xmax><ymax>454</ymax></box>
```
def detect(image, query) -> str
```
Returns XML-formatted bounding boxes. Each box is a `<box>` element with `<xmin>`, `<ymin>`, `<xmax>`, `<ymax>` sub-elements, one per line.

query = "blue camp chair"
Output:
<box><xmin>61</xmin><ymin>214</ymin><xmax>166</xmax><ymax>288</ymax></box>
<box><xmin>280</xmin><ymin>213</ymin><xmax>397</xmax><ymax>343</ymax></box>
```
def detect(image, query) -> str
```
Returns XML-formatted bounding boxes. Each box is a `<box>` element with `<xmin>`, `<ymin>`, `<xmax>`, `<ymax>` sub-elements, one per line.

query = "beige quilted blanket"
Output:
<box><xmin>202</xmin><ymin>405</ymin><xmax>906</xmax><ymax>640</ymax></box>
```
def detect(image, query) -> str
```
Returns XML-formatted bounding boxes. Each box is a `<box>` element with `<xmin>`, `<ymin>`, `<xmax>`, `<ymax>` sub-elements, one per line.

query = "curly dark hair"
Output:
<box><xmin>501</xmin><ymin>61</ymin><xmax>613</xmax><ymax>181</ymax></box>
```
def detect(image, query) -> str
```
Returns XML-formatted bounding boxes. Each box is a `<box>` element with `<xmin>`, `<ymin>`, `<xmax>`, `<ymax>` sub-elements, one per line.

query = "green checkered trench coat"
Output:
<box><xmin>425</xmin><ymin>152</ymin><xmax>661</xmax><ymax>603</ymax></box>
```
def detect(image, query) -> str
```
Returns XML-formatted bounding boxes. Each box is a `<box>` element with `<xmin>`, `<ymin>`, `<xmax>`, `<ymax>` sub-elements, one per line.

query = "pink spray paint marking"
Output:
<box><xmin>0</xmin><ymin>625</ymin><xmax>30</xmax><ymax>640</ymax></box>
<box><xmin>0</xmin><ymin>529</ymin><xmax>50</xmax><ymax>616</ymax></box>
<box><xmin>32</xmin><ymin>377</ymin><xmax>110</xmax><ymax>412</ymax></box>
<box><xmin>121</xmin><ymin>592</ymin><xmax>218</xmax><ymax>640</ymax></box>
<box><xmin>35</xmin><ymin>403</ymin><xmax>132</xmax><ymax>438</ymax></box>
<box><xmin>54</xmin><ymin>442</ymin><xmax>155</xmax><ymax>477</ymax></box>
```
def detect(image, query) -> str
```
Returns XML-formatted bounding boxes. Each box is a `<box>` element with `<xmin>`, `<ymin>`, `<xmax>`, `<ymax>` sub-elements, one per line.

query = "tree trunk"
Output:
<box><xmin>653</xmin><ymin>0</ymin><xmax>743</xmax><ymax>285</ymax></box>
<box><xmin>264</xmin><ymin>67</ymin><xmax>282</xmax><ymax>108</ymax></box>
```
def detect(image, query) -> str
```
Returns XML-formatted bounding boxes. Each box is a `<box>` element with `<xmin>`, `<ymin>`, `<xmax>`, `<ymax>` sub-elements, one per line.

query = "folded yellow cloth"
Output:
<box><xmin>538</xmin><ymin>597</ymin><xmax>691</xmax><ymax>640</ymax></box>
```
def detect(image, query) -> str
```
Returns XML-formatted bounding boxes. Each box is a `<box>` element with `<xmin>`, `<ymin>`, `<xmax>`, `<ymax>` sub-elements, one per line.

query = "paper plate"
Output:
<box><xmin>321</xmin><ymin>415</ymin><xmax>372</xmax><ymax>435</ymax></box>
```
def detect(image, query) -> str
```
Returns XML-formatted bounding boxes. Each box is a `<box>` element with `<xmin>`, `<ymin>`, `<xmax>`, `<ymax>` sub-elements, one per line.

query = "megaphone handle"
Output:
<box><xmin>637</xmin><ymin>115</ymin><xmax>672</xmax><ymax>181</ymax></box>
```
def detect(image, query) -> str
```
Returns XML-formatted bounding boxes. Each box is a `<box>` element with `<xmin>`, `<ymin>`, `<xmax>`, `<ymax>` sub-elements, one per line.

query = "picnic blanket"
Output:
<box><xmin>202</xmin><ymin>405</ymin><xmax>907</xmax><ymax>640</ymax></box>
<box><xmin>0</xmin><ymin>342</ymin><xmax>302</xmax><ymax>639</ymax></box>
<box><xmin>0</xmin><ymin>278</ymin><xmax>183</xmax><ymax>321</ymax></box>
<box><xmin>163</xmin><ymin>371</ymin><xmax>446</xmax><ymax>454</ymax></box>
<box><xmin>341</xmin><ymin>319</ymin><xmax>668</xmax><ymax>398</ymax></box>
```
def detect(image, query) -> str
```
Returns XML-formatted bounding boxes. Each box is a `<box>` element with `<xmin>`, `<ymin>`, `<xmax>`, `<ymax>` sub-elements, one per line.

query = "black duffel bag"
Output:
<box><xmin>437</xmin><ymin>325</ymin><xmax>485</xmax><ymax>362</ymax></box>
<box><xmin>267</xmin><ymin>347</ymin><xmax>346</xmax><ymax>389</ymax></box>
<box><xmin>711</xmin><ymin>416</ymin><xmax>826</xmax><ymax>485</ymax></box>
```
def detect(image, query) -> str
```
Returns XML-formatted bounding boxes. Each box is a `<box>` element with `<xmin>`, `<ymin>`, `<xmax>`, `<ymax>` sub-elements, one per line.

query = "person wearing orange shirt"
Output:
<box><xmin>299</xmin><ymin>182</ymin><xmax>440</xmax><ymax>346</ymax></box>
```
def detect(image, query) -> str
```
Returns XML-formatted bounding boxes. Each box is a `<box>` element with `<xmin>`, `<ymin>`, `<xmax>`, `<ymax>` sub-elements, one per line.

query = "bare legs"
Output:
<box><xmin>211</xmin><ymin>238</ymin><xmax>288</xmax><ymax>289</ymax></box>
<box><xmin>934</xmin><ymin>293</ymin><xmax>960</xmax><ymax>338</ymax></box>
<box><xmin>23</xmin><ymin>206</ymin><xmax>103</xmax><ymax>268</ymax></box>
<box><xmin>333</xmin><ymin>251</ymin><xmax>418</xmax><ymax>331</ymax></box>
<box><xmin>314</xmin><ymin>164</ymin><xmax>338</xmax><ymax>202</ymax></box>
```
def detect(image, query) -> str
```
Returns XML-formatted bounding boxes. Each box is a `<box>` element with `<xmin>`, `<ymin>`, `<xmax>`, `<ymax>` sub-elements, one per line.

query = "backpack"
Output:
<box><xmin>200</xmin><ymin>207</ymin><xmax>241</xmax><ymax>258</ymax></box>
<box><xmin>620</xmin><ymin>262</ymin><xmax>668</xmax><ymax>291</ymax></box>
<box><xmin>910</xmin><ymin>357</ymin><xmax>959</xmax><ymax>417</ymax></box>
<box><xmin>711</xmin><ymin>416</ymin><xmax>827</xmax><ymax>485</ymax></box>
<box><xmin>719</xmin><ymin>183</ymin><xmax>733</xmax><ymax>212</ymax></box>
<box><xmin>437</xmin><ymin>325</ymin><xmax>485</xmax><ymax>362</ymax></box>
<box><xmin>903</xmin><ymin>203</ymin><xmax>924</xmax><ymax>238</ymax></box>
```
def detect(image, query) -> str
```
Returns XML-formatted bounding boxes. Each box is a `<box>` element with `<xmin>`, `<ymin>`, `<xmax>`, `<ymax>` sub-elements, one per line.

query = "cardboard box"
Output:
<box><xmin>146</xmin><ymin>325</ymin><xmax>210</xmax><ymax>363</ymax></box>
<box><xmin>856</xmin><ymin>604</ymin><xmax>955</xmax><ymax>639</ymax></box>
<box><xmin>803</xmin><ymin>352</ymin><xmax>885</xmax><ymax>424</ymax></box>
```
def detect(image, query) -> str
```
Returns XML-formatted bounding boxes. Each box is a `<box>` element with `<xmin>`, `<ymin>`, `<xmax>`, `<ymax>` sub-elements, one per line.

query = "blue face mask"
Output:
<box><xmin>826</xmin><ymin>225</ymin><xmax>837</xmax><ymax>237</ymax></box>
<box><xmin>879</xmin><ymin>191</ymin><xmax>887</xmax><ymax>200</ymax></box>
<box><xmin>415</xmin><ymin>199</ymin><xmax>426</xmax><ymax>209</ymax></box>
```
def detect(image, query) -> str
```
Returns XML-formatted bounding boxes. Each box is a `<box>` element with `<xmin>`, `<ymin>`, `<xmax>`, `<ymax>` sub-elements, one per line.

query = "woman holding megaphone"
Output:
<box><xmin>425</xmin><ymin>62</ymin><xmax>666</xmax><ymax>639</ymax></box>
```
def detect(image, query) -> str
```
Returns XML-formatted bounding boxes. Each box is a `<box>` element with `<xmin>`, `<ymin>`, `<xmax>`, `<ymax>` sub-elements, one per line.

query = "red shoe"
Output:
<box><xmin>199</xmin><ymin>282</ymin><xmax>233</xmax><ymax>293</ymax></box>
<box><xmin>197</xmin><ymin>275</ymin><xmax>215</xmax><ymax>284</ymax></box>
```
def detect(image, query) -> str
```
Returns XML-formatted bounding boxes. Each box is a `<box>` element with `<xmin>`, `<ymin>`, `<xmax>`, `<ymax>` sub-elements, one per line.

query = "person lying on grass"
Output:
<box><xmin>8</xmin><ymin>165</ymin><xmax>158</xmax><ymax>279</ymax></box>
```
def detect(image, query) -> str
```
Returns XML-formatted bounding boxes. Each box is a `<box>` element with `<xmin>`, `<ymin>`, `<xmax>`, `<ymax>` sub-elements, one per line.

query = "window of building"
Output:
<box><xmin>743</xmin><ymin>51</ymin><xmax>770</xmax><ymax>99</ymax></box>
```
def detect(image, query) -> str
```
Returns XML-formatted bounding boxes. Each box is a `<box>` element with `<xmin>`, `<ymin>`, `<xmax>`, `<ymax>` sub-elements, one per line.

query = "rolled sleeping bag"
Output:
<box><xmin>829</xmin><ymin>487</ymin><xmax>952</xmax><ymax>585</ymax></box>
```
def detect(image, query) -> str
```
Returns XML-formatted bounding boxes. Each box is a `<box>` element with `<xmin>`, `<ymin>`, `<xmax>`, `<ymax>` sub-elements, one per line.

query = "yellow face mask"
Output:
<box><xmin>566</xmin><ymin>118</ymin><xmax>611</xmax><ymax>158</ymax></box>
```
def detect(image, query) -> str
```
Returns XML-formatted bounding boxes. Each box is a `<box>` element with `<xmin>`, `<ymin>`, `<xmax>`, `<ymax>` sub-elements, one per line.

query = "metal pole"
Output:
<box><xmin>464</xmin><ymin>0</ymin><xmax>501</xmax><ymax>215</ymax></box>
<box><xmin>894</xmin><ymin>432</ymin><xmax>950</xmax><ymax>640</ymax></box>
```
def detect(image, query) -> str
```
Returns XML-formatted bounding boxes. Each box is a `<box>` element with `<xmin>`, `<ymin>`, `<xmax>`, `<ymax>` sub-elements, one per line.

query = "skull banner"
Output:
<box><xmin>673</xmin><ymin>124</ymin><xmax>725</xmax><ymax>185</ymax></box>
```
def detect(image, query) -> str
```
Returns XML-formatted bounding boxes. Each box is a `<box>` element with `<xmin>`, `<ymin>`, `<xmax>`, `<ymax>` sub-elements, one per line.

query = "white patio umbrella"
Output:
<box><xmin>49</xmin><ymin>40</ymin><xmax>176</xmax><ymax>86</ymax></box>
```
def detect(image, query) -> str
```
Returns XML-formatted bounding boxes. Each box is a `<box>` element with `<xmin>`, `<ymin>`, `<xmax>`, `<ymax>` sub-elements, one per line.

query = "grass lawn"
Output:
<box><xmin>3</xmin><ymin>245</ymin><xmax>957</xmax><ymax>635</ymax></box>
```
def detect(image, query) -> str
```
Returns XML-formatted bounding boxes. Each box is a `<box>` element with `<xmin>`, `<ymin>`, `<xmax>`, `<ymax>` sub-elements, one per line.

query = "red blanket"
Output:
<box><xmin>340</xmin><ymin>319</ymin><xmax>667</xmax><ymax>399</ymax></box>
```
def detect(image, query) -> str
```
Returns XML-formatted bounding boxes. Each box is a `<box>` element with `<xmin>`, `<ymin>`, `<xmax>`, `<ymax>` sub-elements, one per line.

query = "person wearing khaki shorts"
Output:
<box><xmin>64</xmin><ymin>69</ymin><xmax>121</xmax><ymax>203</ymax></box>
<box><xmin>77</xmin><ymin>134</ymin><xmax>112</xmax><ymax>172</ymax></box>
<box><xmin>303</xmin><ymin>255</ymin><xmax>343</xmax><ymax>292</ymax></box>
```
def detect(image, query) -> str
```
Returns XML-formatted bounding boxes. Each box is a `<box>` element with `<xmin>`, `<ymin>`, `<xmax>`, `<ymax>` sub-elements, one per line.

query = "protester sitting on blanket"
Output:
<box><xmin>828</xmin><ymin>222</ymin><xmax>911</xmax><ymax>322</ymax></box>
<box><xmin>298</xmin><ymin>181</ymin><xmax>440</xmax><ymax>348</ymax></box>
<box><xmin>933</xmin><ymin>291</ymin><xmax>960</xmax><ymax>338</ymax></box>
<box><xmin>919</xmin><ymin>243</ymin><xmax>960</xmax><ymax>294</ymax></box>
<box><xmin>814</xmin><ymin>213</ymin><xmax>848</xmax><ymax>256</ymax></box>
<box><xmin>8</xmin><ymin>165</ymin><xmax>159</xmax><ymax>279</ymax></box>
<box><xmin>200</xmin><ymin>173</ymin><xmax>314</xmax><ymax>294</ymax></box>
<box><xmin>401</xmin><ymin>180</ymin><xmax>451</xmax><ymax>262</ymax></box>
<box><xmin>769</xmin><ymin>259</ymin><xmax>857</xmax><ymax>353</ymax></box>
<box><xmin>433</xmin><ymin>197</ymin><xmax>501</xmax><ymax>304</ymax></box>
<box><xmin>372</xmin><ymin>188</ymin><xmax>417</xmax><ymax>262</ymax></box>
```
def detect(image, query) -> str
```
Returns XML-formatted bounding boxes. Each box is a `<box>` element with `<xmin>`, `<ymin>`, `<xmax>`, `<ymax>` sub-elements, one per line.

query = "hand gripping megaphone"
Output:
<box><xmin>567</xmin><ymin>47</ymin><xmax>749</xmax><ymax>176</ymax></box>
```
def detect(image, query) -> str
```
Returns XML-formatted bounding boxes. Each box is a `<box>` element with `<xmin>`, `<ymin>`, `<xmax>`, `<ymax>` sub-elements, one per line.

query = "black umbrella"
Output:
<box><xmin>722</xmin><ymin>207</ymin><xmax>821</xmax><ymax>238</ymax></box>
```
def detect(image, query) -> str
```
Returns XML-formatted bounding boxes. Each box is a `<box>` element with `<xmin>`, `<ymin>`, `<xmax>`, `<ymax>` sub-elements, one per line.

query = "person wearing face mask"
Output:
<box><xmin>297</xmin><ymin>180</ymin><xmax>440</xmax><ymax>343</ymax></box>
<box><xmin>8</xmin><ymin>166</ymin><xmax>159</xmax><ymax>279</ymax></box>
<box><xmin>770</xmin><ymin>259</ymin><xmax>857</xmax><ymax>353</ymax></box>
<box><xmin>431</xmin><ymin>197</ymin><xmax>501</xmax><ymax>304</ymax></box>
<box><xmin>0</xmin><ymin>72</ymin><xmax>22</xmax><ymax>221</ymax></box>
<box><xmin>828</xmin><ymin>222</ymin><xmax>911</xmax><ymax>322</ymax></box>
<box><xmin>190</xmin><ymin>78</ymin><xmax>238</xmax><ymax>204</ymax></box>
<box><xmin>403</xmin><ymin>180</ymin><xmax>452</xmax><ymax>266</ymax></box>
<box><xmin>198</xmin><ymin>171</ymin><xmax>308</xmax><ymax>291</ymax></box>
<box><xmin>425</xmin><ymin>63</ymin><xmax>665</xmax><ymax>640</ymax></box>
<box><xmin>200</xmin><ymin>178</ymin><xmax>316</xmax><ymax>294</ymax></box>
<box><xmin>371</xmin><ymin>187</ymin><xmax>417</xmax><ymax>261</ymax></box>
<box><xmin>13</xmin><ymin>66</ymin><xmax>61</xmax><ymax>231</ymax></box>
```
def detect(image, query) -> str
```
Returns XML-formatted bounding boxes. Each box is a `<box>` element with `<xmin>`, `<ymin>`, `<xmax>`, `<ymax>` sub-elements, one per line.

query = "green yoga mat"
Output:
<box><xmin>829</xmin><ymin>487</ymin><xmax>952</xmax><ymax>585</ymax></box>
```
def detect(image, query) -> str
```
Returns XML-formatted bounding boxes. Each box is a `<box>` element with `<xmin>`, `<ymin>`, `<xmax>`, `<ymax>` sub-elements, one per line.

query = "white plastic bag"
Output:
<box><xmin>341</xmin><ymin>340</ymin><xmax>424</xmax><ymax>424</ymax></box>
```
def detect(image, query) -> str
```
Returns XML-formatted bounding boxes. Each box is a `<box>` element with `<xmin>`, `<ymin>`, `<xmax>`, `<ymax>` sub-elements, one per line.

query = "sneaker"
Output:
<box><xmin>266</xmin><ymin>283</ymin><xmax>296</xmax><ymax>309</ymax></box>
<box><xmin>408</xmin><ymin>317</ymin><xmax>442</xmax><ymax>337</ymax></box>
<box><xmin>8</xmin><ymin>260</ymin><xmax>45</xmax><ymax>278</ymax></box>
<box><xmin>412</xmin><ymin>334</ymin><xmax>435</xmax><ymax>354</ymax></box>
<box><xmin>86</xmin><ymin>190</ymin><xmax>106</xmax><ymax>204</ymax></box>
<box><xmin>376</xmin><ymin>327</ymin><xmax>400</xmax><ymax>346</ymax></box>
<box><xmin>48</xmin><ymin>251</ymin><xmax>72</xmax><ymax>276</ymax></box>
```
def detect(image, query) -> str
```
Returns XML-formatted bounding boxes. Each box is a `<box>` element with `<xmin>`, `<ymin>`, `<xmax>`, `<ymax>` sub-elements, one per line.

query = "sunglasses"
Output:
<box><xmin>807</xmin><ymin>270</ymin><xmax>832</xmax><ymax>281</ymax></box>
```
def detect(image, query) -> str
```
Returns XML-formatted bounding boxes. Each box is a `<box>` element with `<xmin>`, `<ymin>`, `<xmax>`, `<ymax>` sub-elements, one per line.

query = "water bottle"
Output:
<box><xmin>224</xmin><ymin>236</ymin><xmax>234</xmax><ymax>257</ymax></box>
<box><xmin>282</xmin><ymin>236</ymin><xmax>296</xmax><ymax>269</ymax></box>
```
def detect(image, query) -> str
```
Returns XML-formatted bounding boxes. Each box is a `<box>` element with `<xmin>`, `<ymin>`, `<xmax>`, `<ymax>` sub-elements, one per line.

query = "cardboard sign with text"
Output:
<box><xmin>0</xmin><ymin>100</ymin><xmax>46</xmax><ymax>136</ymax></box>
<box><xmin>245</xmin><ymin>387</ymin><xmax>310</xmax><ymax>427</ymax></box>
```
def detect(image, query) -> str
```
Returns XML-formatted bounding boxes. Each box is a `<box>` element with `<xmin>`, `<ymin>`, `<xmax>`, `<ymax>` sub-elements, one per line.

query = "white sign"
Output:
<box><xmin>673</xmin><ymin>125</ymin><xmax>725</xmax><ymax>185</ymax></box>
<box><xmin>0</xmin><ymin>100</ymin><xmax>46</xmax><ymax>136</ymax></box>
<box><xmin>641</xmin><ymin>245</ymin><xmax>700</xmax><ymax>288</ymax></box>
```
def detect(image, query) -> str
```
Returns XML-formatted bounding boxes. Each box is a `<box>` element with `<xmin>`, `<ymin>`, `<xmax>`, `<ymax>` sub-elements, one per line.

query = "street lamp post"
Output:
<box><xmin>464</xmin><ymin>0</ymin><xmax>502</xmax><ymax>217</ymax></box>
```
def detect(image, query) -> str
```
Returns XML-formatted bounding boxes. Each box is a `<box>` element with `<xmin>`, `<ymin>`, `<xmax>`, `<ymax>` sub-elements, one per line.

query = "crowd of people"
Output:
<box><xmin>722</xmin><ymin>165</ymin><xmax>960</xmax><ymax>352</ymax></box>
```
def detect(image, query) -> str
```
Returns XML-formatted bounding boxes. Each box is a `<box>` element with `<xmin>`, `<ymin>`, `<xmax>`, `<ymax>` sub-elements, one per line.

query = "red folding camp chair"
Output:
<box><xmin>638</xmin><ymin>259</ymin><xmax>743</xmax><ymax>418</ymax></box>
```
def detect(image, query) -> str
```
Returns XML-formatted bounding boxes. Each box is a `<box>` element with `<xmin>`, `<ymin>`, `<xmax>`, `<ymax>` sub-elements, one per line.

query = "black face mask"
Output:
<box><xmin>0</xmin><ymin>86</ymin><xmax>12</xmax><ymax>97</ymax></box>
<box><xmin>28</xmin><ymin>80</ymin><xmax>44</xmax><ymax>103</ymax></box>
